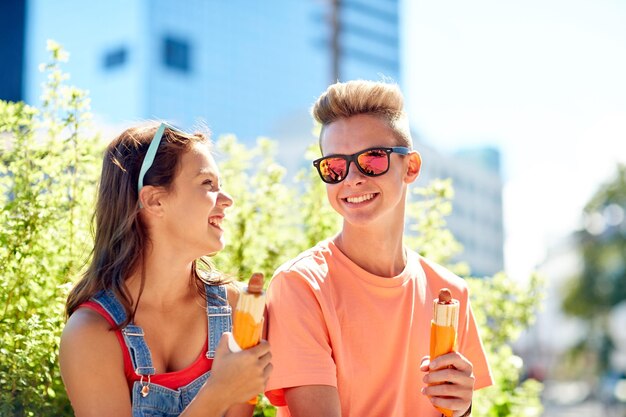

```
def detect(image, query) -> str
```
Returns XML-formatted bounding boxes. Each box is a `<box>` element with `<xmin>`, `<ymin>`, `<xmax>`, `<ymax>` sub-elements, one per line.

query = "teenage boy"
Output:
<box><xmin>266</xmin><ymin>80</ymin><xmax>493</xmax><ymax>417</ymax></box>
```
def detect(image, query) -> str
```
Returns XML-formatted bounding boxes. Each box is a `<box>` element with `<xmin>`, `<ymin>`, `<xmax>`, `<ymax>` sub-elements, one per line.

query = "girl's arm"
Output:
<box><xmin>61</xmin><ymin>312</ymin><xmax>270</xmax><ymax>417</ymax></box>
<box><xmin>60</xmin><ymin>283</ymin><xmax>271</xmax><ymax>417</ymax></box>
<box><xmin>224</xmin><ymin>403</ymin><xmax>256</xmax><ymax>417</ymax></box>
<box><xmin>60</xmin><ymin>309</ymin><xmax>133</xmax><ymax>417</ymax></box>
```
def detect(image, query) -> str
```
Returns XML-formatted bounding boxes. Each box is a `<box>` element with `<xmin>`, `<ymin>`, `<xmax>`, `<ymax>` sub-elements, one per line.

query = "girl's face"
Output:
<box><xmin>159</xmin><ymin>143</ymin><xmax>233</xmax><ymax>257</ymax></box>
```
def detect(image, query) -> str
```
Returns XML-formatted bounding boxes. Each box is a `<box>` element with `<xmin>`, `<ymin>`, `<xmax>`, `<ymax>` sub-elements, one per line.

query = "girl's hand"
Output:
<box><xmin>206</xmin><ymin>332</ymin><xmax>272</xmax><ymax>405</ymax></box>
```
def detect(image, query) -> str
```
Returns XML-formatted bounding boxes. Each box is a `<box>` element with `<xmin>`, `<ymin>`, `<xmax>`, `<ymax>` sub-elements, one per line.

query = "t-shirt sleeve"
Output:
<box><xmin>264</xmin><ymin>268</ymin><xmax>338</xmax><ymax>406</ymax></box>
<box><xmin>458</xmin><ymin>291</ymin><xmax>494</xmax><ymax>390</ymax></box>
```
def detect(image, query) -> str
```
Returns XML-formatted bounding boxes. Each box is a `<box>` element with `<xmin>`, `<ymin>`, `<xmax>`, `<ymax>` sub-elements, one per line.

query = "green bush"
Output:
<box><xmin>469</xmin><ymin>273</ymin><xmax>544</xmax><ymax>417</ymax></box>
<box><xmin>0</xmin><ymin>42</ymin><xmax>544</xmax><ymax>416</ymax></box>
<box><xmin>0</xmin><ymin>41</ymin><xmax>99</xmax><ymax>416</ymax></box>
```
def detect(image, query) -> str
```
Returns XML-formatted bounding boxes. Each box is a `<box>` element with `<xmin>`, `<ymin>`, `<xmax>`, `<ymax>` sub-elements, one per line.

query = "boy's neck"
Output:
<box><xmin>333</xmin><ymin>225</ymin><xmax>407</xmax><ymax>278</ymax></box>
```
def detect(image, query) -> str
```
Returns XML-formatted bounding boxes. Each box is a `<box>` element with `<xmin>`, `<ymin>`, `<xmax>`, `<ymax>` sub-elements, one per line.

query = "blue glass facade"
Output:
<box><xmin>340</xmin><ymin>0</ymin><xmax>399</xmax><ymax>82</ymax></box>
<box><xmin>0</xmin><ymin>0</ymin><xmax>26</xmax><ymax>102</ymax></box>
<box><xmin>24</xmin><ymin>0</ymin><xmax>399</xmax><ymax>143</ymax></box>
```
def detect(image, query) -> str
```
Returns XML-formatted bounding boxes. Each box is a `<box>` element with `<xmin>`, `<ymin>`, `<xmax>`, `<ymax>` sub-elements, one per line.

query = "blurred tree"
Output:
<box><xmin>407</xmin><ymin>179</ymin><xmax>544</xmax><ymax>417</ymax></box>
<box><xmin>563</xmin><ymin>164</ymin><xmax>626</xmax><ymax>373</ymax></box>
<box><xmin>0</xmin><ymin>41</ymin><xmax>99</xmax><ymax>416</ymax></box>
<box><xmin>212</xmin><ymin>135</ymin><xmax>303</xmax><ymax>281</ymax></box>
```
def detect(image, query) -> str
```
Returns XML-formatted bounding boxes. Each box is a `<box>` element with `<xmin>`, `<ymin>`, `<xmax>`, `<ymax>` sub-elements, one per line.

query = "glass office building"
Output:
<box><xmin>22</xmin><ymin>0</ymin><xmax>503</xmax><ymax>276</ymax></box>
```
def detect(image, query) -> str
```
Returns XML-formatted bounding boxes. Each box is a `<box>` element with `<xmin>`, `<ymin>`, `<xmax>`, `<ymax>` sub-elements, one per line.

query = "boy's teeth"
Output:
<box><xmin>209</xmin><ymin>218</ymin><xmax>222</xmax><ymax>226</ymax></box>
<box><xmin>346</xmin><ymin>193</ymin><xmax>374</xmax><ymax>204</ymax></box>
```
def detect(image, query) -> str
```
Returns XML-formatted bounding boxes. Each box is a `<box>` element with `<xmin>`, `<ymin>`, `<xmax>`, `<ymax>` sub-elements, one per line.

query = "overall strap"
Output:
<box><xmin>92</xmin><ymin>290</ymin><xmax>128</xmax><ymax>325</ymax></box>
<box><xmin>205</xmin><ymin>284</ymin><xmax>232</xmax><ymax>358</ymax></box>
<box><xmin>92</xmin><ymin>290</ymin><xmax>155</xmax><ymax>376</ymax></box>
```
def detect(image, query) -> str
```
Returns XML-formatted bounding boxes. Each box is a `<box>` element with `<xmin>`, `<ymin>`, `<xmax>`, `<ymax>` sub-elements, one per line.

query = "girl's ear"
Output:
<box><xmin>138</xmin><ymin>185</ymin><xmax>166</xmax><ymax>216</ymax></box>
<box><xmin>404</xmin><ymin>151</ymin><xmax>421</xmax><ymax>184</ymax></box>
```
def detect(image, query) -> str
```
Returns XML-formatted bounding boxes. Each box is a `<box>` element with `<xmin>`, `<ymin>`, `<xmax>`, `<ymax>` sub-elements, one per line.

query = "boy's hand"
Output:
<box><xmin>420</xmin><ymin>352</ymin><xmax>474</xmax><ymax>417</ymax></box>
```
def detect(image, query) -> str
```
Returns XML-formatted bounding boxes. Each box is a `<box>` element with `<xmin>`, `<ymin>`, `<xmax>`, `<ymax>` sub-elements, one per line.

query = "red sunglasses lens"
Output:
<box><xmin>357</xmin><ymin>149</ymin><xmax>388</xmax><ymax>175</ymax></box>
<box><xmin>319</xmin><ymin>157</ymin><xmax>348</xmax><ymax>183</ymax></box>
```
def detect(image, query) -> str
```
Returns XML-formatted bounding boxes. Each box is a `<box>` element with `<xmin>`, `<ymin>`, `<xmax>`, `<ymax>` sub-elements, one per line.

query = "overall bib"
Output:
<box><xmin>92</xmin><ymin>284</ymin><xmax>232</xmax><ymax>417</ymax></box>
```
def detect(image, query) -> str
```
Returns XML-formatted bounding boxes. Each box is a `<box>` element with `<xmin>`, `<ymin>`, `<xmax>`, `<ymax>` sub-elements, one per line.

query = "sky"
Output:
<box><xmin>403</xmin><ymin>0</ymin><xmax>626</xmax><ymax>281</ymax></box>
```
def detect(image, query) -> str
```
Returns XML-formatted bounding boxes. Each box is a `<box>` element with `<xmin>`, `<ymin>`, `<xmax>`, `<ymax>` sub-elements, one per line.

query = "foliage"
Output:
<box><xmin>406</xmin><ymin>178</ymin><xmax>469</xmax><ymax>276</ymax></box>
<box><xmin>0</xmin><ymin>41</ymin><xmax>100</xmax><ymax>415</ymax></box>
<box><xmin>469</xmin><ymin>274</ymin><xmax>544</xmax><ymax>417</ymax></box>
<box><xmin>212</xmin><ymin>136</ymin><xmax>303</xmax><ymax>280</ymax></box>
<box><xmin>406</xmin><ymin>177</ymin><xmax>545</xmax><ymax>417</ymax></box>
<box><xmin>0</xmin><ymin>42</ymin><xmax>544</xmax><ymax>417</ymax></box>
<box><xmin>562</xmin><ymin>164</ymin><xmax>626</xmax><ymax>373</ymax></box>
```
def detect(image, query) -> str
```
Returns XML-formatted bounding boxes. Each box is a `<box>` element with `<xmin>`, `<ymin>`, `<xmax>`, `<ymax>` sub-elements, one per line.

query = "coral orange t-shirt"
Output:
<box><xmin>265</xmin><ymin>239</ymin><xmax>493</xmax><ymax>417</ymax></box>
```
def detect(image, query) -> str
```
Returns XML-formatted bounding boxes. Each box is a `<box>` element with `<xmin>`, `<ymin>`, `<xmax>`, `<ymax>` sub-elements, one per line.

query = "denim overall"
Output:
<box><xmin>92</xmin><ymin>284</ymin><xmax>232</xmax><ymax>417</ymax></box>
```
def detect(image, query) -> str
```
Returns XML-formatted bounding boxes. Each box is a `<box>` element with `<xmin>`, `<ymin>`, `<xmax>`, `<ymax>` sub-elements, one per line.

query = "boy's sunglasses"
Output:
<box><xmin>313</xmin><ymin>146</ymin><xmax>410</xmax><ymax>184</ymax></box>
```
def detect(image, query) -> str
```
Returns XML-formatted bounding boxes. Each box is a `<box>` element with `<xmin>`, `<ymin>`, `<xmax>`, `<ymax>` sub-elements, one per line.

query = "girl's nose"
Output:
<box><xmin>218</xmin><ymin>190</ymin><xmax>234</xmax><ymax>207</ymax></box>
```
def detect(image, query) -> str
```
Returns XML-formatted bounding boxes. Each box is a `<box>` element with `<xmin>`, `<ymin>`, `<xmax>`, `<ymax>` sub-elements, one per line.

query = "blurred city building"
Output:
<box><xmin>8</xmin><ymin>0</ymin><xmax>504</xmax><ymax>276</ymax></box>
<box><xmin>0</xmin><ymin>0</ymin><xmax>26</xmax><ymax>102</ymax></box>
<box><xmin>518</xmin><ymin>224</ymin><xmax>626</xmax><ymax>410</ymax></box>
<box><xmin>23</xmin><ymin>0</ymin><xmax>399</xmax><ymax>145</ymax></box>
<box><xmin>417</xmin><ymin>142</ymin><xmax>504</xmax><ymax>276</ymax></box>
<box><xmin>516</xmin><ymin>235</ymin><xmax>587</xmax><ymax>382</ymax></box>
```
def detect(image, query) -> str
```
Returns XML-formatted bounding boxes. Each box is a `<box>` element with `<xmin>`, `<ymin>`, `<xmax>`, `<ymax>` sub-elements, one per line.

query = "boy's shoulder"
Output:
<box><xmin>271</xmin><ymin>240</ymin><xmax>333</xmax><ymax>283</ymax></box>
<box><xmin>274</xmin><ymin>241</ymin><xmax>332</xmax><ymax>276</ymax></box>
<box><xmin>412</xmin><ymin>251</ymin><xmax>470</xmax><ymax>294</ymax></box>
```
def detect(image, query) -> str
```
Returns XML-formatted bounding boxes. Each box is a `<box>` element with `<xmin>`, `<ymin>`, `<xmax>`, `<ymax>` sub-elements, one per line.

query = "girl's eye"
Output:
<box><xmin>203</xmin><ymin>179</ymin><xmax>220</xmax><ymax>191</ymax></box>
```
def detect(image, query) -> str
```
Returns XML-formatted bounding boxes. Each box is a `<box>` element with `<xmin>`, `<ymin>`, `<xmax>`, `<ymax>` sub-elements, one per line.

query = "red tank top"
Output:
<box><xmin>80</xmin><ymin>301</ymin><xmax>213</xmax><ymax>390</ymax></box>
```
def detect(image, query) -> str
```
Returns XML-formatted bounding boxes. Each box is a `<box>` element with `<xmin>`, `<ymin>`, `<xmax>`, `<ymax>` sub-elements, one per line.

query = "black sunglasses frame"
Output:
<box><xmin>312</xmin><ymin>146</ymin><xmax>411</xmax><ymax>184</ymax></box>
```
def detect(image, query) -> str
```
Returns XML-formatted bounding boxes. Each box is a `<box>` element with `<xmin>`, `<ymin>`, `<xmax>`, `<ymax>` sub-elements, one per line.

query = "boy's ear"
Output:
<box><xmin>138</xmin><ymin>185</ymin><xmax>166</xmax><ymax>216</ymax></box>
<box><xmin>404</xmin><ymin>151</ymin><xmax>421</xmax><ymax>183</ymax></box>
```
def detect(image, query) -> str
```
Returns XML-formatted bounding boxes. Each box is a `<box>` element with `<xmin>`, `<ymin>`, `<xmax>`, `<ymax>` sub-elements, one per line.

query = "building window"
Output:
<box><xmin>163</xmin><ymin>36</ymin><xmax>191</xmax><ymax>72</ymax></box>
<box><xmin>103</xmin><ymin>47</ymin><xmax>127</xmax><ymax>70</ymax></box>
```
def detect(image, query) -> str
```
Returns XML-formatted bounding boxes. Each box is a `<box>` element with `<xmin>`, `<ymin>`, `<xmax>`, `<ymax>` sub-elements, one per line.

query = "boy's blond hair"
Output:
<box><xmin>311</xmin><ymin>80</ymin><xmax>412</xmax><ymax>149</ymax></box>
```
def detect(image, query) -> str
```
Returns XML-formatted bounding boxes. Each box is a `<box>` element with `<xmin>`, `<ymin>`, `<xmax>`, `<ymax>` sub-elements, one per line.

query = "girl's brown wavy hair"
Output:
<box><xmin>66</xmin><ymin>123</ymin><xmax>229</xmax><ymax>328</ymax></box>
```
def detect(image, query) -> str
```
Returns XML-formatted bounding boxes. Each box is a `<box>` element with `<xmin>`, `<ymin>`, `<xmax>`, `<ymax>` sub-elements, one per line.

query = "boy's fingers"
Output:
<box><xmin>428</xmin><ymin>352</ymin><xmax>472</xmax><ymax>374</ymax></box>
<box><xmin>424</xmin><ymin>367</ymin><xmax>474</xmax><ymax>386</ymax></box>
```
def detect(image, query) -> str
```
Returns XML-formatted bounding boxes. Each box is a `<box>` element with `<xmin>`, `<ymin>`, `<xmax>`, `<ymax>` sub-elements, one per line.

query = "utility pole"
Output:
<box><xmin>330</xmin><ymin>0</ymin><xmax>341</xmax><ymax>83</ymax></box>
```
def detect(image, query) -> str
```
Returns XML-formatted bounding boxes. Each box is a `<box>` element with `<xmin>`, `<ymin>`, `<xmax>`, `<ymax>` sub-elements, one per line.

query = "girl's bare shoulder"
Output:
<box><xmin>60</xmin><ymin>307</ymin><xmax>123</xmax><ymax>366</ymax></box>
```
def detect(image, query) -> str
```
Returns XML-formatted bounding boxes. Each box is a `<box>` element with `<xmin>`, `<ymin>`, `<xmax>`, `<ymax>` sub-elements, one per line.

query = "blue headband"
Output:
<box><xmin>137</xmin><ymin>123</ymin><xmax>167</xmax><ymax>194</ymax></box>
